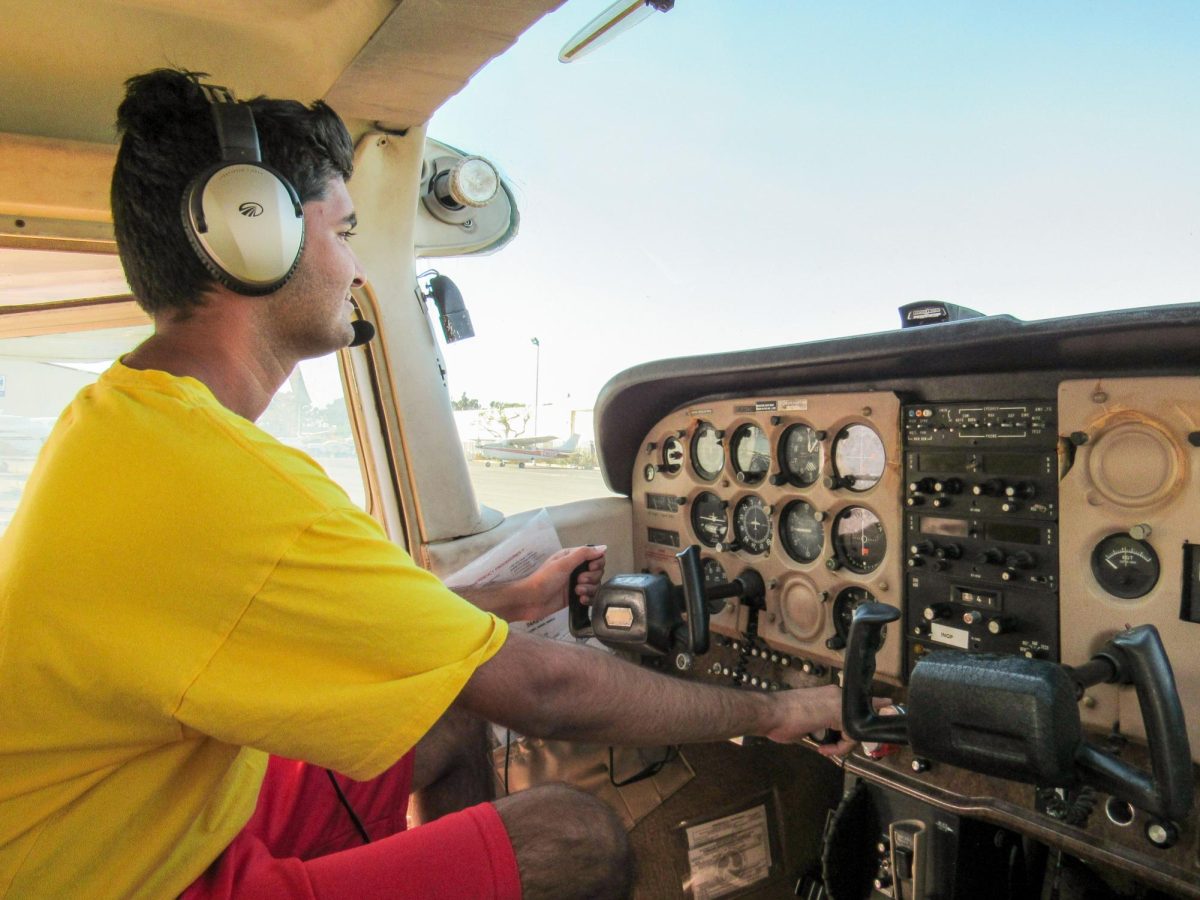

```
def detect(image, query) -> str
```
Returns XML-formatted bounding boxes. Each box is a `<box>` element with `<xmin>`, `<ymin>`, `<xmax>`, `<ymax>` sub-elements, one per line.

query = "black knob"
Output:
<box><xmin>769</xmin><ymin>472</ymin><xmax>788</xmax><ymax>487</ymax></box>
<box><xmin>1005</xmin><ymin>482</ymin><xmax>1036</xmax><ymax>499</ymax></box>
<box><xmin>911</xmin><ymin>757</ymin><xmax>932</xmax><ymax>773</ymax></box>
<box><xmin>906</xmin><ymin>557</ymin><xmax>924</xmax><ymax>568</ymax></box>
<box><xmin>934</xmin><ymin>478</ymin><xmax>962</xmax><ymax>494</ymax></box>
<box><xmin>910</xmin><ymin>540</ymin><xmax>935</xmax><ymax>556</ymax></box>
<box><xmin>975</xmin><ymin>547</ymin><xmax>1005</xmax><ymax>564</ymax></box>
<box><xmin>905</xmin><ymin>495</ymin><xmax>925</xmax><ymax>507</ymax></box>
<box><xmin>908</xmin><ymin>477</ymin><xmax>936</xmax><ymax>494</ymax></box>
<box><xmin>825</xmin><ymin>557</ymin><xmax>842</xmax><ymax>571</ymax></box>
<box><xmin>1000</xmin><ymin>500</ymin><xmax>1020</xmax><ymax>513</ymax></box>
<box><xmin>923</xmin><ymin>604</ymin><xmax>953</xmax><ymax>622</ymax></box>
<box><xmin>931</xmin><ymin>497</ymin><xmax>950</xmax><ymax>508</ymax></box>
<box><xmin>826</xmin><ymin>634</ymin><xmax>846</xmax><ymax>651</ymax></box>
<box><xmin>973</xmin><ymin>478</ymin><xmax>1006</xmax><ymax>497</ymax></box>
<box><xmin>961</xmin><ymin>610</ymin><xmax>983</xmax><ymax>626</ymax></box>
<box><xmin>824</xmin><ymin>474</ymin><xmax>849</xmax><ymax>490</ymax></box>
<box><xmin>934</xmin><ymin>543</ymin><xmax>962</xmax><ymax>560</ymax></box>
<box><xmin>1006</xmin><ymin>551</ymin><xmax>1035</xmax><ymax>570</ymax></box>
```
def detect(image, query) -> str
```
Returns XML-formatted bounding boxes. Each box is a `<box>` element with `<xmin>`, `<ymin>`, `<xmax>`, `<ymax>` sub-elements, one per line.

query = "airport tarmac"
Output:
<box><xmin>467</xmin><ymin>460</ymin><xmax>619</xmax><ymax>515</ymax></box>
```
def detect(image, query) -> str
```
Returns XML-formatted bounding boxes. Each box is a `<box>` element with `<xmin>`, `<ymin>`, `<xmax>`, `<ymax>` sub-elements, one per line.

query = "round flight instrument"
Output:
<box><xmin>781</xmin><ymin>500</ymin><xmax>824</xmax><ymax>563</ymax></box>
<box><xmin>691</xmin><ymin>491</ymin><xmax>728</xmax><ymax>547</ymax></box>
<box><xmin>702</xmin><ymin>557</ymin><xmax>727</xmax><ymax>589</ymax></box>
<box><xmin>832</xmin><ymin>423</ymin><xmax>886</xmax><ymax>491</ymax></box>
<box><xmin>661</xmin><ymin>435</ymin><xmax>684</xmax><ymax>474</ymax></box>
<box><xmin>731</xmin><ymin>424</ymin><xmax>771</xmax><ymax>484</ymax></box>
<box><xmin>832</xmin><ymin>587</ymin><xmax>884</xmax><ymax>648</ymax></box>
<box><xmin>832</xmin><ymin>506</ymin><xmax>887</xmax><ymax>573</ymax></box>
<box><xmin>733</xmin><ymin>495</ymin><xmax>772</xmax><ymax>555</ymax></box>
<box><xmin>779</xmin><ymin>424</ymin><xmax>822</xmax><ymax>487</ymax></box>
<box><xmin>692</xmin><ymin>423</ymin><xmax>725</xmax><ymax>481</ymax></box>
<box><xmin>1090</xmin><ymin>533</ymin><xmax>1160</xmax><ymax>599</ymax></box>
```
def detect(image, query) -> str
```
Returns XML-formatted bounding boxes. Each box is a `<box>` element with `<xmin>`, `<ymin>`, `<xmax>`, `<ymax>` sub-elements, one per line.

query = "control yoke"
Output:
<box><xmin>568</xmin><ymin>545</ymin><xmax>764</xmax><ymax>665</ymax></box>
<box><xmin>842</xmin><ymin>603</ymin><xmax>1195</xmax><ymax>823</ymax></box>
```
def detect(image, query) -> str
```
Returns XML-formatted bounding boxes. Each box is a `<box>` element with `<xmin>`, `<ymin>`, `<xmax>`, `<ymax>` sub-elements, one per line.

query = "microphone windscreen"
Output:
<box><xmin>349</xmin><ymin>319</ymin><xmax>376</xmax><ymax>347</ymax></box>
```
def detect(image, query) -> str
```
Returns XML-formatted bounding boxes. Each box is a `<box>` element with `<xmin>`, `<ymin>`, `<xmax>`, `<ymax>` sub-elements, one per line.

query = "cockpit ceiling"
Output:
<box><xmin>0</xmin><ymin>0</ymin><xmax>566</xmax><ymax>144</ymax></box>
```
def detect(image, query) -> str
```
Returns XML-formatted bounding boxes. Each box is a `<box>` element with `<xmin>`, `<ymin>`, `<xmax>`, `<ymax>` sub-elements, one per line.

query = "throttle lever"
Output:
<box><xmin>842</xmin><ymin>602</ymin><xmax>909</xmax><ymax>745</ymax></box>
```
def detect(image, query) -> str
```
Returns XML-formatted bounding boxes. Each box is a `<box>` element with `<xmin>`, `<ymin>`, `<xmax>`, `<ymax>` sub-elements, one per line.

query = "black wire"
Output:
<box><xmin>608</xmin><ymin>745</ymin><xmax>679</xmax><ymax>788</ymax></box>
<box><xmin>503</xmin><ymin>728</ymin><xmax>512</xmax><ymax>796</ymax></box>
<box><xmin>325</xmin><ymin>768</ymin><xmax>371</xmax><ymax>844</ymax></box>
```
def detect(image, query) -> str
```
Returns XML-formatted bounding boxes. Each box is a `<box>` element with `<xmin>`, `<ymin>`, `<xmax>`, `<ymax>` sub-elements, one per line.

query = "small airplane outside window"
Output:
<box><xmin>479</xmin><ymin>434</ymin><xmax>581</xmax><ymax>467</ymax></box>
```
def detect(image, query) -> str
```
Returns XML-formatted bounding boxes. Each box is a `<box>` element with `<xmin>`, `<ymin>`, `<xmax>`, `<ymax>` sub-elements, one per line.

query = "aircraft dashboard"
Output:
<box><xmin>595</xmin><ymin>303</ymin><xmax>1200</xmax><ymax>896</ymax></box>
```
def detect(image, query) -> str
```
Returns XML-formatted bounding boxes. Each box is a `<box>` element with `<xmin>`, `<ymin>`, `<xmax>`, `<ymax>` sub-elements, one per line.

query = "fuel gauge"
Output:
<box><xmin>1091</xmin><ymin>533</ymin><xmax>1159</xmax><ymax>599</ymax></box>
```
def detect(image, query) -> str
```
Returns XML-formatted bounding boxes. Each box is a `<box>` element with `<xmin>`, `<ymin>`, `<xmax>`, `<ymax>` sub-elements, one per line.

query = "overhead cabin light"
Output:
<box><xmin>423</xmin><ymin>156</ymin><xmax>500</xmax><ymax>225</ymax></box>
<box><xmin>559</xmin><ymin>0</ymin><xmax>675</xmax><ymax>64</ymax></box>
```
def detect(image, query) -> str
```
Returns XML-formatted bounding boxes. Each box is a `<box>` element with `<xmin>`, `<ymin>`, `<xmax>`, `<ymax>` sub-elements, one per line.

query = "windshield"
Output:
<box><xmin>429</xmin><ymin>2</ymin><xmax>1198</xmax><ymax>411</ymax></box>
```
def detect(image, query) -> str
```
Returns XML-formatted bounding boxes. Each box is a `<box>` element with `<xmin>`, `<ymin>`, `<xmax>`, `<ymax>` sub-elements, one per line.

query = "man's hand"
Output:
<box><xmin>516</xmin><ymin>545</ymin><xmax>607</xmax><ymax>622</ymax></box>
<box><xmin>764</xmin><ymin>684</ymin><xmax>891</xmax><ymax>757</ymax></box>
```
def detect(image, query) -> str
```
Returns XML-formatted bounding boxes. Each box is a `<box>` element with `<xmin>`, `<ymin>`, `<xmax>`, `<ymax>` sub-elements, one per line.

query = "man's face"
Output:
<box><xmin>267</xmin><ymin>177</ymin><xmax>365</xmax><ymax>360</ymax></box>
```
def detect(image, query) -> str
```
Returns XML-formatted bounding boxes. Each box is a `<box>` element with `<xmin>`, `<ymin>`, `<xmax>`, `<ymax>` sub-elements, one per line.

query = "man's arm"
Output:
<box><xmin>456</xmin><ymin>630</ymin><xmax>853</xmax><ymax>755</ymax></box>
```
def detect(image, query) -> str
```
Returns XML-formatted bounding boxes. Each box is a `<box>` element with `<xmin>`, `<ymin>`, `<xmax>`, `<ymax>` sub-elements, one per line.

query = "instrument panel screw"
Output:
<box><xmin>862</xmin><ymin>407</ymin><xmax>873</xmax><ymax>417</ymax></box>
<box><xmin>1091</xmin><ymin>391</ymin><xmax>1108</xmax><ymax>404</ymax></box>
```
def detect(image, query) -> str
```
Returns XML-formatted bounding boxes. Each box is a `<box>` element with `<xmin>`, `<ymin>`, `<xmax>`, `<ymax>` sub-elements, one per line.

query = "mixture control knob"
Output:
<box><xmin>922</xmin><ymin>604</ymin><xmax>953</xmax><ymax>622</ymax></box>
<box><xmin>1005</xmin><ymin>482</ymin><xmax>1037</xmax><ymax>499</ymax></box>
<box><xmin>973</xmin><ymin>478</ymin><xmax>1006</xmax><ymax>497</ymax></box>
<box><xmin>908</xmin><ymin>477</ymin><xmax>936</xmax><ymax>494</ymax></box>
<box><xmin>1006</xmin><ymin>551</ymin><xmax>1036</xmax><ymax>570</ymax></box>
<box><xmin>934</xmin><ymin>543</ymin><xmax>962</xmax><ymax>560</ymax></box>
<box><xmin>975</xmin><ymin>547</ymin><xmax>1005</xmax><ymax>565</ymax></box>
<box><xmin>934</xmin><ymin>477</ymin><xmax>962</xmax><ymax>494</ymax></box>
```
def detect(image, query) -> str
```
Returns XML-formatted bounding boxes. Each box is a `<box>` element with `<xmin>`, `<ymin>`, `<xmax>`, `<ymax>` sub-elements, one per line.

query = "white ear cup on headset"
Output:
<box><xmin>181</xmin><ymin>85</ymin><xmax>305</xmax><ymax>296</ymax></box>
<box><xmin>184</xmin><ymin>161</ymin><xmax>304</xmax><ymax>296</ymax></box>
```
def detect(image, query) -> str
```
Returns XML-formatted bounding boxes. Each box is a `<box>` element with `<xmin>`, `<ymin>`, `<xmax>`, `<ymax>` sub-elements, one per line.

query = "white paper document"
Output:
<box><xmin>685</xmin><ymin>804</ymin><xmax>772</xmax><ymax>899</ymax></box>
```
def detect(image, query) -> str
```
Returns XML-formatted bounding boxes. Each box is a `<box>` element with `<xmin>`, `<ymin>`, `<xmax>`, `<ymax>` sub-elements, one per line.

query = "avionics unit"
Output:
<box><xmin>902</xmin><ymin>402</ymin><xmax>1059</xmax><ymax>676</ymax></box>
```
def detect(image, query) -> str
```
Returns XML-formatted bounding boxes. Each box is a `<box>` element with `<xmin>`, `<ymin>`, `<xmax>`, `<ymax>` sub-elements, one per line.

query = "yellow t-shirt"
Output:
<box><xmin>0</xmin><ymin>361</ymin><xmax>508</xmax><ymax>898</ymax></box>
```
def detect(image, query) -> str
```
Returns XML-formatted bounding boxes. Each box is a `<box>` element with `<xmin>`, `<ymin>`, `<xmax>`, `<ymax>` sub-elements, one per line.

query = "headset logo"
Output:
<box><xmin>239</xmin><ymin>202</ymin><xmax>264</xmax><ymax>218</ymax></box>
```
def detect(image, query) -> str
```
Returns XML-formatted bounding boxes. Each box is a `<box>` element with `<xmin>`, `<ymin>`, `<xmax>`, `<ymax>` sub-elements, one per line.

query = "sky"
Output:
<box><xmin>426</xmin><ymin>2</ymin><xmax>1198</xmax><ymax>416</ymax></box>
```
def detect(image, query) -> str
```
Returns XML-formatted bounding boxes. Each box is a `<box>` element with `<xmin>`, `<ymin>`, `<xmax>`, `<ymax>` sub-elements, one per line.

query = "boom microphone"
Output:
<box><xmin>349</xmin><ymin>319</ymin><xmax>376</xmax><ymax>347</ymax></box>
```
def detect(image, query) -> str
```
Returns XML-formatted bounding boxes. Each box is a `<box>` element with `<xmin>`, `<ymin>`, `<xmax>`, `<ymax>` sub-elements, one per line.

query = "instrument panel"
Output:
<box><xmin>631</xmin><ymin>378</ymin><xmax>1200</xmax><ymax>766</ymax></box>
<box><xmin>633</xmin><ymin>391</ymin><xmax>907</xmax><ymax>683</ymax></box>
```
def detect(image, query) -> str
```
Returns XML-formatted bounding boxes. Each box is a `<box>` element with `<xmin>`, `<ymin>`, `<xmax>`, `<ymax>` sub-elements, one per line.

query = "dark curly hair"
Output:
<box><xmin>111</xmin><ymin>68</ymin><xmax>354</xmax><ymax>315</ymax></box>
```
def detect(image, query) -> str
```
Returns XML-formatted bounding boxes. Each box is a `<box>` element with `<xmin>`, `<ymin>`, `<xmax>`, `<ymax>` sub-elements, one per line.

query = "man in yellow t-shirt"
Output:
<box><xmin>0</xmin><ymin>69</ymin><xmax>855</xmax><ymax>899</ymax></box>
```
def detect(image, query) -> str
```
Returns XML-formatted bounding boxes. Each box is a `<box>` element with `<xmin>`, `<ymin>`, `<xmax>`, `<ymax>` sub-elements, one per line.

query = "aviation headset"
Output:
<box><xmin>181</xmin><ymin>82</ymin><xmax>305</xmax><ymax>296</ymax></box>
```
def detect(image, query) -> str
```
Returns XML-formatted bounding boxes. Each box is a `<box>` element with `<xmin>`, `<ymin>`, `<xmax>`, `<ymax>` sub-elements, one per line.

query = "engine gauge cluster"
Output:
<box><xmin>632</xmin><ymin>391</ymin><xmax>905</xmax><ymax>682</ymax></box>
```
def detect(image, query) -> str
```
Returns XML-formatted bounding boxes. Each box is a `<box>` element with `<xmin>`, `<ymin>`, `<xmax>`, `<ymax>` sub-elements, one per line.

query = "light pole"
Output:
<box><xmin>530</xmin><ymin>337</ymin><xmax>540</xmax><ymax>435</ymax></box>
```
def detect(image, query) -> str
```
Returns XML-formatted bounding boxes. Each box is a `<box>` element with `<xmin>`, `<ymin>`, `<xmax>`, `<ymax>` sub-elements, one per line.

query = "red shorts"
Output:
<box><xmin>181</xmin><ymin>753</ymin><xmax>521</xmax><ymax>899</ymax></box>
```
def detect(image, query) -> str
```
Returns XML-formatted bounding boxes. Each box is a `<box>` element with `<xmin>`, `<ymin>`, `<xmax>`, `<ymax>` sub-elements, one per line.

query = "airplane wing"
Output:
<box><xmin>493</xmin><ymin>434</ymin><xmax>558</xmax><ymax>447</ymax></box>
